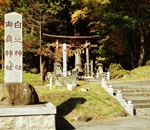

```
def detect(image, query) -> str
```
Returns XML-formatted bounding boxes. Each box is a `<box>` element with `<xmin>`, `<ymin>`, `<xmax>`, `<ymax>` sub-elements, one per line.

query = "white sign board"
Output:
<box><xmin>4</xmin><ymin>12</ymin><xmax>22</xmax><ymax>83</ymax></box>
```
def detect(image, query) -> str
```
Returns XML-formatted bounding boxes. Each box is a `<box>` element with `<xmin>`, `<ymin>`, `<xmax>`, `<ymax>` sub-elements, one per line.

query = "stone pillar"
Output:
<box><xmin>86</xmin><ymin>43</ymin><xmax>89</xmax><ymax>77</ymax></box>
<box><xmin>90</xmin><ymin>59</ymin><xmax>93</xmax><ymax>77</ymax></box>
<box><xmin>4</xmin><ymin>12</ymin><xmax>22</xmax><ymax>83</ymax></box>
<box><xmin>63</xmin><ymin>43</ymin><xmax>67</xmax><ymax>77</ymax></box>
<box><xmin>116</xmin><ymin>90</ymin><xmax>122</xmax><ymax>99</ymax></box>
<box><xmin>107</xmin><ymin>72</ymin><xmax>110</xmax><ymax>80</ymax></box>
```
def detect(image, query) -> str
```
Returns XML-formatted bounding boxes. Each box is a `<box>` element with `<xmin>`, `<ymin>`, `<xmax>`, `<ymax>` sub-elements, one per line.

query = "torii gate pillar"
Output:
<box><xmin>63</xmin><ymin>43</ymin><xmax>67</xmax><ymax>77</ymax></box>
<box><xmin>86</xmin><ymin>41</ymin><xmax>90</xmax><ymax>77</ymax></box>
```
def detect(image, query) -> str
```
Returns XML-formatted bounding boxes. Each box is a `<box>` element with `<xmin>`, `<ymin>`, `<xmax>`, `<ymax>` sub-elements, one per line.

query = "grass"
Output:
<box><xmin>112</xmin><ymin>66</ymin><xmax>150</xmax><ymax>82</ymax></box>
<box><xmin>0</xmin><ymin>69</ymin><xmax>4</xmax><ymax>81</ymax></box>
<box><xmin>1</xmin><ymin>65</ymin><xmax>150</xmax><ymax>122</ymax></box>
<box><xmin>36</xmin><ymin>82</ymin><xmax>126</xmax><ymax>121</ymax></box>
<box><xmin>0</xmin><ymin>69</ymin><xmax>45</xmax><ymax>86</ymax></box>
<box><xmin>23</xmin><ymin>72</ymin><xmax>45</xmax><ymax>86</ymax></box>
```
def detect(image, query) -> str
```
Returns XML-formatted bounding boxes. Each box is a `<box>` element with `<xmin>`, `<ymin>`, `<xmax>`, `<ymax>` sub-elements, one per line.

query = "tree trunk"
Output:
<box><xmin>41</xmin><ymin>60</ymin><xmax>46</xmax><ymax>83</ymax></box>
<box><xmin>138</xmin><ymin>28</ymin><xmax>145</xmax><ymax>66</ymax></box>
<box><xmin>132</xmin><ymin>34</ymin><xmax>138</xmax><ymax>68</ymax></box>
<box><xmin>39</xmin><ymin>48</ymin><xmax>43</xmax><ymax>82</ymax></box>
<box><xmin>39</xmin><ymin>12</ymin><xmax>43</xmax><ymax>82</ymax></box>
<box><xmin>124</xmin><ymin>32</ymin><xmax>135</xmax><ymax>69</ymax></box>
<box><xmin>73</xmin><ymin>52</ymin><xmax>83</xmax><ymax>72</ymax></box>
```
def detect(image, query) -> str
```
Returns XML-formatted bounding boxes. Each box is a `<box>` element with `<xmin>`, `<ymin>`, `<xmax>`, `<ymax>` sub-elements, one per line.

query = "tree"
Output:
<box><xmin>0</xmin><ymin>0</ymin><xmax>9</xmax><ymax>69</ymax></box>
<box><xmin>24</xmin><ymin>2</ymin><xmax>49</xmax><ymax>82</ymax></box>
<box><xmin>0</xmin><ymin>0</ymin><xmax>8</xmax><ymax>7</ymax></box>
<box><xmin>105</xmin><ymin>0</ymin><xmax>150</xmax><ymax>67</ymax></box>
<box><xmin>71</xmin><ymin>0</ymin><xmax>150</xmax><ymax>69</ymax></box>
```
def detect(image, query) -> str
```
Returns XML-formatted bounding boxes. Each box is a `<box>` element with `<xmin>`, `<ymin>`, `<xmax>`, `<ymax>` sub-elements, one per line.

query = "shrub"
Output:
<box><xmin>30</xmin><ymin>68</ymin><xmax>39</xmax><ymax>74</ymax></box>
<box><xmin>109</xmin><ymin>63</ymin><xmax>130</xmax><ymax>79</ymax></box>
<box><xmin>146</xmin><ymin>60</ymin><xmax>150</xmax><ymax>66</ymax></box>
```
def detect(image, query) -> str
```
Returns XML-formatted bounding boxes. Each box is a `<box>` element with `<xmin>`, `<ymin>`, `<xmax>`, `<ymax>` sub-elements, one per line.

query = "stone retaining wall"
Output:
<box><xmin>0</xmin><ymin>115</ymin><xmax>55</xmax><ymax>130</ymax></box>
<box><xmin>0</xmin><ymin>102</ymin><xmax>56</xmax><ymax>130</ymax></box>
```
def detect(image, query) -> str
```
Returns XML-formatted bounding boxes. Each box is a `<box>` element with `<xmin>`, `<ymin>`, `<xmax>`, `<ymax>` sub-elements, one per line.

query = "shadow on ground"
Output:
<box><xmin>56</xmin><ymin>97</ymin><xmax>86</xmax><ymax>130</ymax></box>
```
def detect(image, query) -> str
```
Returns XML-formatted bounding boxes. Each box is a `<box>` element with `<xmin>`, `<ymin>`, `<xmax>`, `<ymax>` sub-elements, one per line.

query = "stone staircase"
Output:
<box><xmin>84</xmin><ymin>78</ymin><xmax>150</xmax><ymax>116</ymax></box>
<box><xmin>111</xmin><ymin>82</ymin><xmax>150</xmax><ymax>116</ymax></box>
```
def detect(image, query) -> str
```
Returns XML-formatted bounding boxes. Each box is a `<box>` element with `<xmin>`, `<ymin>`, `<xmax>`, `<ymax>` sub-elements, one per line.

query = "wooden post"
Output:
<box><xmin>86</xmin><ymin>41</ymin><xmax>90</xmax><ymax>77</ymax></box>
<box><xmin>54</xmin><ymin>40</ymin><xmax>59</xmax><ymax>76</ymax></box>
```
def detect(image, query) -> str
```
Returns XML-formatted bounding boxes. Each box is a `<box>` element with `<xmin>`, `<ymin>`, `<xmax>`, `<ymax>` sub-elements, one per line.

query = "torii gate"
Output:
<box><xmin>43</xmin><ymin>33</ymin><xmax>99</xmax><ymax>77</ymax></box>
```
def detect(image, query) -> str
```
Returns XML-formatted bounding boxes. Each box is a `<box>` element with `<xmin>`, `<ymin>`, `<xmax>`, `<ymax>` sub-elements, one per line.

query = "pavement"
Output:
<box><xmin>70</xmin><ymin>115</ymin><xmax>150</xmax><ymax>130</ymax></box>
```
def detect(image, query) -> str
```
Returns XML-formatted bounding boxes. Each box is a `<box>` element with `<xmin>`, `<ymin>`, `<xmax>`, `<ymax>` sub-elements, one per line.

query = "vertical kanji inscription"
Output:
<box><xmin>4</xmin><ymin>12</ymin><xmax>22</xmax><ymax>83</ymax></box>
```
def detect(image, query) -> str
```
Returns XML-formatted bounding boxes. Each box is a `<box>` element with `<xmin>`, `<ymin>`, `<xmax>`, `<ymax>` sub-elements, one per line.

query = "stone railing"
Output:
<box><xmin>96</xmin><ymin>72</ymin><xmax>110</xmax><ymax>80</ymax></box>
<box><xmin>0</xmin><ymin>102</ymin><xmax>56</xmax><ymax>130</ymax></box>
<box><xmin>101</xmin><ymin>79</ymin><xmax>133</xmax><ymax>116</ymax></box>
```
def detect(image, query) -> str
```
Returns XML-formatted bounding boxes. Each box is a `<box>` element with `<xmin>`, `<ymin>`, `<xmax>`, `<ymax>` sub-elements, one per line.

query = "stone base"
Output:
<box><xmin>0</xmin><ymin>102</ymin><xmax>56</xmax><ymax>130</ymax></box>
<box><xmin>54</xmin><ymin>76</ymin><xmax>76</xmax><ymax>87</ymax></box>
<box><xmin>0</xmin><ymin>83</ymin><xmax>39</xmax><ymax>106</ymax></box>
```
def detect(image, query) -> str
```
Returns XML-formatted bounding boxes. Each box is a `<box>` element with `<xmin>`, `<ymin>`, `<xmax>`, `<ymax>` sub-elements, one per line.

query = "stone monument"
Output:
<box><xmin>0</xmin><ymin>12</ymin><xmax>39</xmax><ymax>106</ymax></box>
<box><xmin>4</xmin><ymin>12</ymin><xmax>22</xmax><ymax>83</ymax></box>
<box><xmin>0</xmin><ymin>12</ymin><xmax>56</xmax><ymax>130</ymax></box>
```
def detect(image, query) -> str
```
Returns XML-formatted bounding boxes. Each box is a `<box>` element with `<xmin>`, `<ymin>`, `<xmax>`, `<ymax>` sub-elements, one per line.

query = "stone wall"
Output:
<box><xmin>0</xmin><ymin>115</ymin><xmax>55</xmax><ymax>130</ymax></box>
<box><xmin>0</xmin><ymin>102</ymin><xmax>56</xmax><ymax>130</ymax></box>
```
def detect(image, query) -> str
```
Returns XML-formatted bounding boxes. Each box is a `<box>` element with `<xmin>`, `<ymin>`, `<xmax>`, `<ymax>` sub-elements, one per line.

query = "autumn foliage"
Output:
<box><xmin>0</xmin><ymin>0</ymin><xmax>8</xmax><ymax>7</ymax></box>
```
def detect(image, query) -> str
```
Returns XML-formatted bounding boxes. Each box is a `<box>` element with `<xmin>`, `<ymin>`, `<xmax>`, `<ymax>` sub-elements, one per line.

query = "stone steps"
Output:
<box><xmin>135</xmin><ymin>108</ymin><xmax>150</xmax><ymax>116</ymax></box>
<box><xmin>124</xmin><ymin>96</ymin><xmax>150</xmax><ymax>103</ymax></box>
<box><xmin>133</xmin><ymin>103</ymin><xmax>150</xmax><ymax>108</ymax></box>
<box><xmin>122</xmin><ymin>93</ymin><xmax>150</xmax><ymax>96</ymax></box>
<box><xmin>113</xmin><ymin>86</ymin><xmax>150</xmax><ymax>116</ymax></box>
<box><xmin>114</xmin><ymin>88</ymin><xmax>150</xmax><ymax>92</ymax></box>
<box><xmin>88</xmin><ymin>79</ymin><xmax>150</xmax><ymax>116</ymax></box>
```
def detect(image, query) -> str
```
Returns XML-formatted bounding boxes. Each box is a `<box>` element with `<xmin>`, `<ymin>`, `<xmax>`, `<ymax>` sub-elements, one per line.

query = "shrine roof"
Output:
<box><xmin>43</xmin><ymin>33</ymin><xmax>99</xmax><ymax>41</ymax></box>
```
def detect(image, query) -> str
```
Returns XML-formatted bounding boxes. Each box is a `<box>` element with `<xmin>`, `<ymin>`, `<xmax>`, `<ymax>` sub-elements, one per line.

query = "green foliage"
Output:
<box><xmin>109</xmin><ymin>63</ymin><xmax>130</xmax><ymax>79</ymax></box>
<box><xmin>92</xmin><ymin>43</ymin><xmax>113</xmax><ymax>57</ymax></box>
<box><xmin>109</xmin><ymin>63</ymin><xmax>123</xmax><ymax>71</ymax></box>
<box><xmin>101</xmin><ymin>10</ymin><xmax>137</xmax><ymax>31</ymax></box>
<box><xmin>23</xmin><ymin>29</ymin><xmax>39</xmax><ymax>50</ymax></box>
